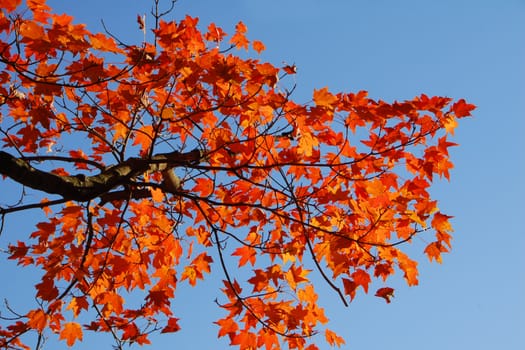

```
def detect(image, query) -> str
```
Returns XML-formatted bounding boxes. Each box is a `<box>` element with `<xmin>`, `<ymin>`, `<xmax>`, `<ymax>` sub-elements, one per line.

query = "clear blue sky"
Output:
<box><xmin>3</xmin><ymin>0</ymin><xmax>525</xmax><ymax>349</ymax></box>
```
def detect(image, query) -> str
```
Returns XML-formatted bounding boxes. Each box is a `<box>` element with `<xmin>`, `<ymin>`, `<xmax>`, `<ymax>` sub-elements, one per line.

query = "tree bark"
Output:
<box><xmin>0</xmin><ymin>149</ymin><xmax>203</xmax><ymax>201</ymax></box>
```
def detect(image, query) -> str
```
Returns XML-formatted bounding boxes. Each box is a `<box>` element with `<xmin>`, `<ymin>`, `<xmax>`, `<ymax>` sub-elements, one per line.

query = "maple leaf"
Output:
<box><xmin>27</xmin><ymin>309</ymin><xmax>47</xmax><ymax>332</ymax></box>
<box><xmin>313</xmin><ymin>87</ymin><xmax>338</xmax><ymax>108</ymax></box>
<box><xmin>451</xmin><ymin>98</ymin><xmax>476</xmax><ymax>117</ymax></box>
<box><xmin>283</xmin><ymin>64</ymin><xmax>297</xmax><ymax>74</ymax></box>
<box><xmin>375</xmin><ymin>287</ymin><xmax>395</xmax><ymax>303</ymax></box>
<box><xmin>285</xmin><ymin>265</ymin><xmax>310</xmax><ymax>290</ymax></box>
<box><xmin>325</xmin><ymin>329</ymin><xmax>345</xmax><ymax>347</ymax></box>
<box><xmin>252</xmin><ymin>40</ymin><xmax>265</xmax><ymax>54</ymax></box>
<box><xmin>431</xmin><ymin>212</ymin><xmax>453</xmax><ymax>233</ymax></box>
<box><xmin>297</xmin><ymin>131</ymin><xmax>319</xmax><ymax>157</ymax></box>
<box><xmin>66</xmin><ymin>297</ymin><xmax>89</xmax><ymax>318</ymax></box>
<box><xmin>205</xmin><ymin>22</ymin><xmax>227</xmax><ymax>42</ymax></box>
<box><xmin>443</xmin><ymin>115</ymin><xmax>458</xmax><ymax>135</ymax></box>
<box><xmin>161</xmin><ymin>317</ymin><xmax>181</xmax><ymax>333</ymax></box>
<box><xmin>3</xmin><ymin>0</ymin><xmax>22</xmax><ymax>12</ymax></box>
<box><xmin>150</xmin><ymin>187</ymin><xmax>164</xmax><ymax>202</ymax></box>
<box><xmin>90</xmin><ymin>33</ymin><xmax>122</xmax><ymax>53</ymax></box>
<box><xmin>122</xmin><ymin>323</ymin><xmax>140</xmax><ymax>340</ymax></box>
<box><xmin>35</xmin><ymin>278</ymin><xmax>59</xmax><ymax>301</ymax></box>
<box><xmin>352</xmin><ymin>269</ymin><xmax>371</xmax><ymax>293</ymax></box>
<box><xmin>232</xmin><ymin>245</ymin><xmax>257</xmax><ymax>267</ymax></box>
<box><xmin>59</xmin><ymin>322</ymin><xmax>83</xmax><ymax>346</ymax></box>
<box><xmin>215</xmin><ymin>317</ymin><xmax>239</xmax><ymax>339</ymax></box>
<box><xmin>181</xmin><ymin>253</ymin><xmax>213</xmax><ymax>286</ymax></box>
<box><xmin>132</xmin><ymin>125</ymin><xmax>154</xmax><ymax>154</ymax></box>
<box><xmin>342</xmin><ymin>278</ymin><xmax>357</xmax><ymax>301</ymax></box>
<box><xmin>230</xmin><ymin>21</ymin><xmax>249</xmax><ymax>49</ymax></box>
<box><xmin>424</xmin><ymin>241</ymin><xmax>448</xmax><ymax>263</ymax></box>
<box><xmin>0</xmin><ymin>1</ymin><xmax>473</xmax><ymax>348</ymax></box>
<box><xmin>19</xmin><ymin>21</ymin><xmax>46</xmax><ymax>40</ymax></box>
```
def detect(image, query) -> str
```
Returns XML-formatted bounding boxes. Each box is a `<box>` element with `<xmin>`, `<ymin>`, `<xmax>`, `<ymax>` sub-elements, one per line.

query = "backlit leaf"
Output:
<box><xmin>313</xmin><ymin>87</ymin><xmax>338</xmax><ymax>108</ymax></box>
<box><xmin>59</xmin><ymin>322</ymin><xmax>83</xmax><ymax>347</ymax></box>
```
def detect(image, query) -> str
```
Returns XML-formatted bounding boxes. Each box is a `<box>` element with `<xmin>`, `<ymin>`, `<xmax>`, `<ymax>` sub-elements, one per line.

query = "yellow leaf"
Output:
<box><xmin>443</xmin><ymin>116</ymin><xmax>458</xmax><ymax>135</ymax></box>
<box><xmin>281</xmin><ymin>251</ymin><xmax>296</xmax><ymax>264</ymax></box>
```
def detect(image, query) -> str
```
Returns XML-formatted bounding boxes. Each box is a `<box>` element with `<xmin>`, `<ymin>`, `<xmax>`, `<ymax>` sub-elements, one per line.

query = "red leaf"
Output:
<box><xmin>451</xmin><ymin>98</ymin><xmax>475</xmax><ymax>117</ymax></box>
<box><xmin>375</xmin><ymin>287</ymin><xmax>395</xmax><ymax>303</ymax></box>
<box><xmin>35</xmin><ymin>278</ymin><xmax>59</xmax><ymax>301</ymax></box>
<box><xmin>283</xmin><ymin>64</ymin><xmax>297</xmax><ymax>74</ymax></box>
<box><xmin>161</xmin><ymin>317</ymin><xmax>181</xmax><ymax>333</ymax></box>
<box><xmin>352</xmin><ymin>269</ymin><xmax>371</xmax><ymax>293</ymax></box>
<box><xmin>137</xmin><ymin>14</ymin><xmax>145</xmax><ymax>30</ymax></box>
<box><xmin>122</xmin><ymin>323</ymin><xmax>139</xmax><ymax>340</ymax></box>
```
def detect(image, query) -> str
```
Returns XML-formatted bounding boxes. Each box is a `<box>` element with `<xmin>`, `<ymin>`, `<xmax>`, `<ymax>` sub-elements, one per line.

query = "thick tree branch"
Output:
<box><xmin>0</xmin><ymin>149</ymin><xmax>204</xmax><ymax>202</ymax></box>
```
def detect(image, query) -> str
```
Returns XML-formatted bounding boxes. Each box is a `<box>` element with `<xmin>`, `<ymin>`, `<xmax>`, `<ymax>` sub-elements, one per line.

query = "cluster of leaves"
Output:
<box><xmin>0</xmin><ymin>0</ymin><xmax>474</xmax><ymax>349</ymax></box>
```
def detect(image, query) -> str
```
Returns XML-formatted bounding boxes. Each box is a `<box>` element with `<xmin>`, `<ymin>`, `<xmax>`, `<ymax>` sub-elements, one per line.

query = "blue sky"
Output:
<box><xmin>3</xmin><ymin>0</ymin><xmax>525</xmax><ymax>349</ymax></box>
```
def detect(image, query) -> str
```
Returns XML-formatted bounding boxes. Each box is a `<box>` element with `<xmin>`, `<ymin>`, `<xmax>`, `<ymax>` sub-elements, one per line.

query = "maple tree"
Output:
<box><xmin>0</xmin><ymin>0</ymin><xmax>475</xmax><ymax>349</ymax></box>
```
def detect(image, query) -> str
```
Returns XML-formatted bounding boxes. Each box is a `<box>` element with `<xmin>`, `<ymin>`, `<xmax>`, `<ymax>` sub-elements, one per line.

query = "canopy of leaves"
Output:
<box><xmin>0</xmin><ymin>0</ymin><xmax>474</xmax><ymax>349</ymax></box>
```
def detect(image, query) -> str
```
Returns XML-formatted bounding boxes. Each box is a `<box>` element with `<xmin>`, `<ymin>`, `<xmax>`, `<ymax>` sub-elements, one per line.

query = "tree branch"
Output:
<box><xmin>0</xmin><ymin>149</ymin><xmax>204</xmax><ymax>202</ymax></box>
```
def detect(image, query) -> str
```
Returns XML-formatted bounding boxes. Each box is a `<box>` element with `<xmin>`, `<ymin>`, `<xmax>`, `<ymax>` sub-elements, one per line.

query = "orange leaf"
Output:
<box><xmin>313</xmin><ymin>87</ymin><xmax>338</xmax><ymax>108</ymax></box>
<box><xmin>232</xmin><ymin>245</ymin><xmax>256</xmax><ymax>267</ymax></box>
<box><xmin>40</xmin><ymin>198</ymin><xmax>53</xmax><ymax>216</ymax></box>
<box><xmin>252</xmin><ymin>40</ymin><xmax>265</xmax><ymax>54</ymax></box>
<box><xmin>297</xmin><ymin>131</ymin><xmax>319</xmax><ymax>157</ymax></box>
<box><xmin>19</xmin><ymin>21</ymin><xmax>45</xmax><ymax>40</ymax></box>
<box><xmin>205</xmin><ymin>22</ymin><xmax>227</xmax><ymax>42</ymax></box>
<box><xmin>397</xmin><ymin>252</ymin><xmax>419</xmax><ymax>286</ymax></box>
<box><xmin>285</xmin><ymin>265</ymin><xmax>310</xmax><ymax>290</ymax></box>
<box><xmin>151</xmin><ymin>187</ymin><xmax>164</xmax><ymax>202</ymax></box>
<box><xmin>66</xmin><ymin>296</ymin><xmax>89</xmax><ymax>317</ymax></box>
<box><xmin>132</xmin><ymin>125</ymin><xmax>154</xmax><ymax>155</ymax></box>
<box><xmin>424</xmin><ymin>241</ymin><xmax>448</xmax><ymax>263</ymax></box>
<box><xmin>325</xmin><ymin>329</ymin><xmax>345</xmax><ymax>347</ymax></box>
<box><xmin>230</xmin><ymin>21</ymin><xmax>249</xmax><ymax>50</ymax></box>
<box><xmin>59</xmin><ymin>322</ymin><xmax>83</xmax><ymax>347</ymax></box>
<box><xmin>181</xmin><ymin>253</ymin><xmax>213</xmax><ymax>286</ymax></box>
<box><xmin>90</xmin><ymin>33</ymin><xmax>122</xmax><ymax>53</ymax></box>
<box><xmin>431</xmin><ymin>212</ymin><xmax>453</xmax><ymax>233</ymax></box>
<box><xmin>27</xmin><ymin>309</ymin><xmax>47</xmax><ymax>332</ymax></box>
<box><xmin>215</xmin><ymin>317</ymin><xmax>239</xmax><ymax>338</ymax></box>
